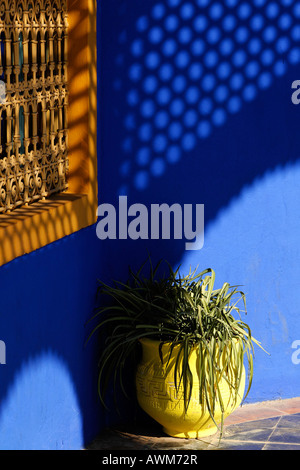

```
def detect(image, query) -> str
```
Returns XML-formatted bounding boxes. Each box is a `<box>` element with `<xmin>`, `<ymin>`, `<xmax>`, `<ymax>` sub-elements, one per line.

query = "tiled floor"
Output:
<box><xmin>87</xmin><ymin>397</ymin><xmax>300</xmax><ymax>451</ymax></box>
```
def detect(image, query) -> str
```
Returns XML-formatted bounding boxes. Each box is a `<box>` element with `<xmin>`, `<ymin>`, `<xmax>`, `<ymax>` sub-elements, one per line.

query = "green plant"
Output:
<box><xmin>87</xmin><ymin>259</ymin><xmax>266</xmax><ymax>430</ymax></box>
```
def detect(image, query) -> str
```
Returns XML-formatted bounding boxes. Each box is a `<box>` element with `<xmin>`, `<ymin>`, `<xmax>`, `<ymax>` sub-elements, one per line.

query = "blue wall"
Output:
<box><xmin>0</xmin><ymin>0</ymin><xmax>300</xmax><ymax>449</ymax></box>
<box><xmin>98</xmin><ymin>0</ymin><xmax>300</xmax><ymax>406</ymax></box>
<box><xmin>0</xmin><ymin>228</ymin><xmax>106</xmax><ymax>449</ymax></box>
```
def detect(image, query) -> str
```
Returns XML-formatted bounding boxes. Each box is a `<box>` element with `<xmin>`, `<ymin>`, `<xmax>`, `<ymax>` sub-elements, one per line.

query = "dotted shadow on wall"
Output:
<box><xmin>99</xmin><ymin>0</ymin><xmax>300</xmax><ymax>269</ymax></box>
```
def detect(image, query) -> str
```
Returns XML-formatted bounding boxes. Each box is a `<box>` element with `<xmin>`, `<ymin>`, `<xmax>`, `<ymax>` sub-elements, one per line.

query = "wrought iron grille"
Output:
<box><xmin>0</xmin><ymin>0</ymin><xmax>68</xmax><ymax>213</ymax></box>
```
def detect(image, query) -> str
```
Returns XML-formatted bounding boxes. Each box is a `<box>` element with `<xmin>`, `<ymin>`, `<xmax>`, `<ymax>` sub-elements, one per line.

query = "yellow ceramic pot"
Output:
<box><xmin>136</xmin><ymin>338</ymin><xmax>246</xmax><ymax>438</ymax></box>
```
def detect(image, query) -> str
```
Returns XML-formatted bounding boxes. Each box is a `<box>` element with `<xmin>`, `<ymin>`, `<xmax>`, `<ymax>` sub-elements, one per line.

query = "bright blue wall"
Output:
<box><xmin>0</xmin><ymin>228</ymin><xmax>106</xmax><ymax>449</ymax></box>
<box><xmin>1</xmin><ymin>0</ymin><xmax>300</xmax><ymax>450</ymax></box>
<box><xmin>98</xmin><ymin>0</ymin><xmax>300</xmax><ymax>407</ymax></box>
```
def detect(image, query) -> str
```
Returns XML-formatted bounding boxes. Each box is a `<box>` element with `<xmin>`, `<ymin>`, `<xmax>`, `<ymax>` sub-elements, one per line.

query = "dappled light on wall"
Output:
<box><xmin>0</xmin><ymin>351</ymin><xmax>83</xmax><ymax>449</ymax></box>
<box><xmin>115</xmin><ymin>0</ymin><xmax>300</xmax><ymax>194</ymax></box>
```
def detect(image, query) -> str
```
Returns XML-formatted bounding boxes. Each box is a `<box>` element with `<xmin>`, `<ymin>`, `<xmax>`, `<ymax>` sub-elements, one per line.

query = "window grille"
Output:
<box><xmin>0</xmin><ymin>0</ymin><xmax>68</xmax><ymax>213</ymax></box>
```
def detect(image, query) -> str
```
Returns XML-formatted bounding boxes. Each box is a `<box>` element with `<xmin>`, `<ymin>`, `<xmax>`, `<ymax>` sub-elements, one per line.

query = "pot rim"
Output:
<box><xmin>138</xmin><ymin>336</ymin><xmax>241</xmax><ymax>349</ymax></box>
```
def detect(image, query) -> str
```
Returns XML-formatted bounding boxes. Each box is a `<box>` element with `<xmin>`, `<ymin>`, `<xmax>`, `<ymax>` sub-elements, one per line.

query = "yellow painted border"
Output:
<box><xmin>0</xmin><ymin>0</ymin><xmax>98</xmax><ymax>266</ymax></box>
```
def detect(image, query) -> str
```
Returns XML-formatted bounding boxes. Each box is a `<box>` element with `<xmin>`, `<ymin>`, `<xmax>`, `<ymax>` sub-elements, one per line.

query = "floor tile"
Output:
<box><xmin>222</xmin><ymin>417</ymin><xmax>279</xmax><ymax>442</ymax></box>
<box><xmin>225</xmin><ymin>406</ymin><xmax>285</xmax><ymax>425</ymax></box>
<box><xmin>87</xmin><ymin>398</ymin><xmax>300</xmax><ymax>451</ymax></box>
<box><xmin>268</xmin><ymin>428</ymin><xmax>300</xmax><ymax>444</ymax></box>
<box><xmin>226</xmin><ymin>416</ymin><xmax>281</xmax><ymax>430</ymax></box>
<box><xmin>268</xmin><ymin>398</ymin><xmax>300</xmax><ymax>416</ymax></box>
<box><xmin>209</xmin><ymin>440</ymin><xmax>266</xmax><ymax>451</ymax></box>
<box><xmin>225</xmin><ymin>397</ymin><xmax>300</xmax><ymax>425</ymax></box>
<box><xmin>276</xmin><ymin>413</ymin><xmax>300</xmax><ymax>429</ymax></box>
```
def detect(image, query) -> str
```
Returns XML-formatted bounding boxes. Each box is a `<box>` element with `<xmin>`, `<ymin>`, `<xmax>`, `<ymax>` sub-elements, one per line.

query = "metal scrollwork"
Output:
<box><xmin>0</xmin><ymin>0</ymin><xmax>68</xmax><ymax>212</ymax></box>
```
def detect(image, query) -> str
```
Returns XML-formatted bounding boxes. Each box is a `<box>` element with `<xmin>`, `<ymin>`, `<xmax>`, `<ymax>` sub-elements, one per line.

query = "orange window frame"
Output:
<box><xmin>0</xmin><ymin>0</ymin><xmax>98</xmax><ymax>266</ymax></box>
